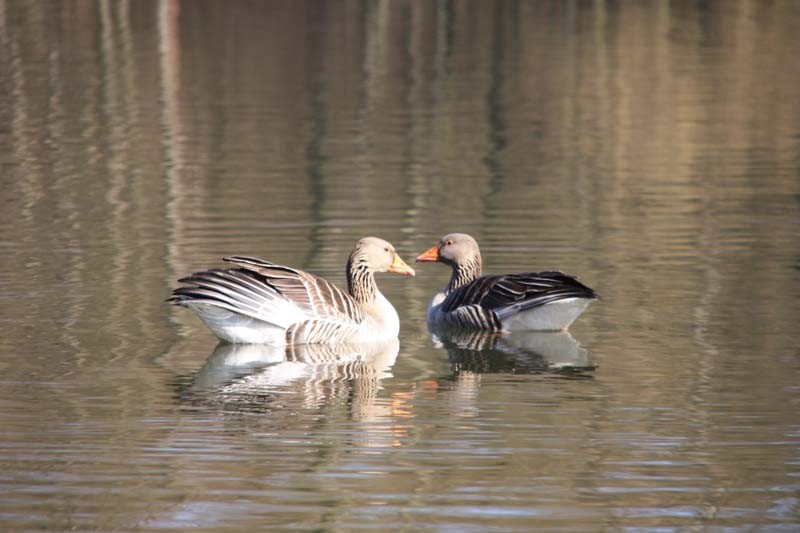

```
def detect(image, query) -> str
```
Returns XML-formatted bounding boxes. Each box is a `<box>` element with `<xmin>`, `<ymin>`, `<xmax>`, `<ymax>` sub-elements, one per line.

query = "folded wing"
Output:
<box><xmin>441</xmin><ymin>271</ymin><xmax>597</xmax><ymax>322</ymax></box>
<box><xmin>168</xmin><ymin>256</ymin><xmax>364</xmax><ymax>333</ymax></box>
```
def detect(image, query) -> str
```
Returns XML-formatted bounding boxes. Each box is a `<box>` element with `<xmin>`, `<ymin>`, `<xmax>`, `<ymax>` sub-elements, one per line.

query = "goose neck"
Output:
<box><xmin>346</xmin><ymin>256</ymin><xmax>377</xmax><ymax>304</ymax></box>
<box><xmin>447</xmin><ymin>256</ymin><xmax>481</xmax><ymax>292</ymax></box>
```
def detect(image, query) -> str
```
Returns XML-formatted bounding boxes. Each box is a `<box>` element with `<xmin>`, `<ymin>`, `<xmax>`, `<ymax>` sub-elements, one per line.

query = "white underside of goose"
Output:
<box><xmin>183</xmin><ymin>302</ymin><xmax>295</xmax><ymax>345</ymax></box>
<box><xmin>497</xmin><ymin>297</ymin><xmax>591</xmax><ymax>331</ymax></box>
<box><xmin>184</xmin><ymin>290</ymin><xmax>400</xmax><ymax>346</ymax></box>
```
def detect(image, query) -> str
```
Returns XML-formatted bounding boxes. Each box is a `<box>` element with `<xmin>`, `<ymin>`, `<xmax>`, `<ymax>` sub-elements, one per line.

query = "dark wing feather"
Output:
<box><xmin>168</xmin><ymin>268</ymin><xmax>289</xmax><ymax>319</ymax></box>
<box><xmin>441</xmin><ymin>272</ymin><xmax>596</xmax><ymax>320</ymax></box>
<box><xmin>222</xmin><ymin>256</ymin><xmax>363</xmax><ymax>323</ymax></box>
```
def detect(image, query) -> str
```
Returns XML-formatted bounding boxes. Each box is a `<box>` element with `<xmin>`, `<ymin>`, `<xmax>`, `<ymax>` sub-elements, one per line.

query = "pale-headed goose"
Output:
<box><xmin>416</xmin><ymin>233</ymin><xmax>596</xmax><ymax>331</ymax></box>
<box><xmin>170</xmin><ymin>237</ymin><xmax>414</xmax><ymax>344</ymax></box>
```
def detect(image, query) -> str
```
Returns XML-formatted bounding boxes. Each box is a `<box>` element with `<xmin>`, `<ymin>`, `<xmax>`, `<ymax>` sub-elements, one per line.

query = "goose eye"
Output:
<box><xmin>445</xmin><ymin>240</ymin><xmax>453</xmax><ymax>246</ymax></box>
<box><xmin>384</xmin><ymin>247</ymin><xmax>390</xmax><ymax>253</ymax></box>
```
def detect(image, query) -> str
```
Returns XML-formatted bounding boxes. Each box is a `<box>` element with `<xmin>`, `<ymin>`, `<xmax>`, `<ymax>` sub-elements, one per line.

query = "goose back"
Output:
<box><xmin>169</xmin><ymin>256</ymin><xmax>368</xmax><ymax>344</ymax></box>
<box><xmin>223</xmin><ymin>256</ymin><xmax>365</xmax><ymax>323</ymax></box>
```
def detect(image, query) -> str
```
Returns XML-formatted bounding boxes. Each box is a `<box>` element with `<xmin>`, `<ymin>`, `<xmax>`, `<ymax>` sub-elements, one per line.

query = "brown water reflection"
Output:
<box><xmin>1</xmin><ymin>1</ymin><xmax>799</xmax><ymax>531</ymax></box>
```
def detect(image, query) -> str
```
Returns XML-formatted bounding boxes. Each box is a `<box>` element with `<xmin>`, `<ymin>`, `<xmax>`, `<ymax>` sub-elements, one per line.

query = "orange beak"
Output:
<box><xmin>415</xmin><ymin>245</ymin><xmax>440</xmax><ymax>262</ymax></box>
<box><xmin>388</xmin><ymin>254</ymin><xmax>415</xmax><ymax>276</ymax></box>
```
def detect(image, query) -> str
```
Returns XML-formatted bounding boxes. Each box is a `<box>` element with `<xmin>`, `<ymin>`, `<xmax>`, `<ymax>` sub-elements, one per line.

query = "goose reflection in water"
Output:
<box><xmin>182</xmin><ymin>338</ymin><xmax>399</xmax><ymax>414</ymax></box>
<box><xmin>430</xmin><ymin>327</ymin><xmax>596</xmax><ymax>376</ymax></box>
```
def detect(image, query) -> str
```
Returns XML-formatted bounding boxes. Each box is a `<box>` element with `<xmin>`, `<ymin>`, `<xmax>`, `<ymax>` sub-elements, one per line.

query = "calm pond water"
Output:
<box><xmin>2</xmin><ymin>1</ymin><xmax>800</xmax><ymax>531</ymax></box>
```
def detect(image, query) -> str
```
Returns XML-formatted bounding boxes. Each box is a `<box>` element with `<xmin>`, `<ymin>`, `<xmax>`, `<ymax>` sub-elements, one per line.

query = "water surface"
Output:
<box><xmin>1</xmin><ymin>1</ymin><xmax>799</xmax><ymax>531</ymax></box>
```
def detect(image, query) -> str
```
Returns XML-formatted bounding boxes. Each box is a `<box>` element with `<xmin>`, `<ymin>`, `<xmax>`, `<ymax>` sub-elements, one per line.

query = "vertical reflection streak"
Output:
<box><xmin>8</xmin><ymin>3</ymin><xmax>43</xmax><ymax>227</ymax></box>
<box><xmin>402</xmin><ymin>1</ymin><xmax>433</xmax><ymax>325</ymax></box>
<box><xmin>159</xmin><ymin>0</ymin><xmax>188</xmax><ymax>335</ymax></box>
<box><xmin>48</xmin><ymin>4</ymin><xmax>86</xmax><ymax>364</ymax></box>
<box><xmin>100</xmin><ymin>0</ymin><xmax>134</xmax><ymax>363</ymax></box>
<box><xmin>301</xmin><ymin>2</ymin><xmax>327</xmax><ymax>271</ymax></box>
<box><xmin>482</xmin><ymin>2</ymin><xmax>508</xmax><ymax>240</ymax></box>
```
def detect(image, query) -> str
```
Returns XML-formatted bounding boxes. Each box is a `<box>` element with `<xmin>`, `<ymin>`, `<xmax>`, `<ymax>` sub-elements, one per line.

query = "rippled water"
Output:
<box><xmin>2</xmin><ymin>1</ymin><xmax>799</xmax><ymax>531</ymax></box>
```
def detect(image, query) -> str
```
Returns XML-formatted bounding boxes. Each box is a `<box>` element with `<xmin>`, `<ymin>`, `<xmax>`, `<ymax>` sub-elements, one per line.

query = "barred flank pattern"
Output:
<box><xmin>448</xmin><ymin>305</ymin><xmax>503</xmax><ymax>331</ymax></box>
<box><xmin>284</xmin><ymin>319</ymin><xmax>359</xmax><ymax>345</ymax></box>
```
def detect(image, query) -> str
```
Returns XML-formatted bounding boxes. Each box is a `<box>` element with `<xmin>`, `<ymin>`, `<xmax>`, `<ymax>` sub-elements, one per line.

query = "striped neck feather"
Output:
<box><xmin>346</xmin><ymin>254</ymin><xmax>377</xmax><ymax>304</ymax></box>
<box><xmin>446</xmin><ymin>255</ymin><xmax>481</xmax><ymax>292</ymax></box>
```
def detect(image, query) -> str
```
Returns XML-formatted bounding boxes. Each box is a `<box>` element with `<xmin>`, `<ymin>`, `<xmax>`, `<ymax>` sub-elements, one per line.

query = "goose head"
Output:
<box><xmin>416</xmin><ymin>233</ymin><xmax>483</xmax><ymax>291</ymax></box>
<box><xmin>350</xmin><ymin>237</ymin><xmax>415</xmax><ymax>277</ymax></box>
<box><xmin>415</xmin><ymin>233</ymin><xmax>481</xmax><ymax>269</ymax></box>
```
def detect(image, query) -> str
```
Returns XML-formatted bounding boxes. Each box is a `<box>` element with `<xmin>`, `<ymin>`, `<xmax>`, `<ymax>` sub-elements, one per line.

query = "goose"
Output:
<box><xmin>416</xmin><ymin>233</ymin><xmax>596</xmax><ymax>332</ymax></box>
<box><xmin>169</xmin><ymin>237</ymin><xmax>415</xmax><ymax>345</ymax></box>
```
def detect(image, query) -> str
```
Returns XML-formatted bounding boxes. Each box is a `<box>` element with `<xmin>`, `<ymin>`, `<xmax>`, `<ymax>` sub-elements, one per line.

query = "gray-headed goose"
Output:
<box><xmin>416</xmin><ymin>233</ymin><xmax>596</xmax><ymax>332</ymax></box>
<box><xmin>170</xmin><ymin>237</ymin><xmax>414</xmax><ymax>344</ymax></box>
